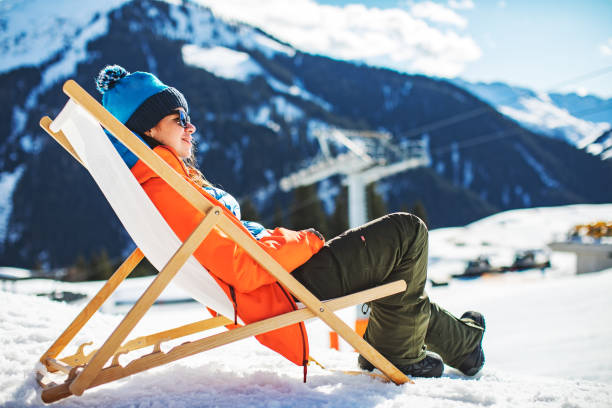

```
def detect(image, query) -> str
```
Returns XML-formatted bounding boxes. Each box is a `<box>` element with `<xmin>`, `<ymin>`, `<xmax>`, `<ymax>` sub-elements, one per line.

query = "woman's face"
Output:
<box><xmin>146</xmin><ymin>108</ymin><xmax>196</xmax><ymax>159</ymax></box>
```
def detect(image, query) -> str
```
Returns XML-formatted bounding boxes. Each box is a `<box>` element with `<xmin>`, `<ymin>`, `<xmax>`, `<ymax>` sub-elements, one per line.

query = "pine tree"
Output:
<box><xmin>89</xmin><ymin>249</ymin><xmax>114</xmax><ymax>281</ymax></box>
<box><xmin>131</xmin><ymin>257</ymin><xmax>158</xmax><ymax>278</ymax></box>
<box><xmin>64</xmin><ymin>255</ymin><xmax>89</xmax><ymax>282</ymax></box>
<box><xmin>367</xmin><ymin>182</ymin><xmax>387</xmax><ymax>221</ymax></box>
<box><xmin>289</xmin><ymin>184</ymin><xmax>328</xmax><ymax>237</ymax></box>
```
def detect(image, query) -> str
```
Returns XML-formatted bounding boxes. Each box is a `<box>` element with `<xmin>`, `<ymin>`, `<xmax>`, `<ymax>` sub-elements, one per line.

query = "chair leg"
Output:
<box><xmin>41</xmin><ymin>280</ymin><xmax>409</xmax><ymax>403</ymax></box>
<box><xmin>39</xmin><ymin>248</ymin><xmax>144</xmax><ymax>369</ymax></box>
<box><xmin>68</xmin><ymin>208</ymin><xmax>221</xmax><ymax>396</ymax></box>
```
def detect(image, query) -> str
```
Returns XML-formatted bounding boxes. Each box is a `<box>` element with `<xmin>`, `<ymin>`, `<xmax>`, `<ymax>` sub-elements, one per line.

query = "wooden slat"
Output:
<box><xmin>68</xmin><ymin>207</ymin><xmax>222</xmax><ymax>396</ymax></box>
<box><xmin>40</xmin><ymin>116</ymin><xmax>84</xmax><ymax>166</ymax></box>
<box><xmin>41</xmin><ymin>280</ymin><xmax>409</xmax><ymax>403</ymax></box>
<box><xmin>39</xmin><ymin>248</ymin><xmax>144</xmax><ymax>367</ymax></box>
<box><xmin>45</xmin><ymin>358</ymin><xmax>73</xmax><ymax>375</ymax></box>
<box><xmin>60</xmin><ymin>316</ymin><xmax>232</xmax><ymax>367</ymax></box>
<box><xmin>216</xmin><ymin>216</ymin><xmax>411</xmax><ymax>385</ymax></box>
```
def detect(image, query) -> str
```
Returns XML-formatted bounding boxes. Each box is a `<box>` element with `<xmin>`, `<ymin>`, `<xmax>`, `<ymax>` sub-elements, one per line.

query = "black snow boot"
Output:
<box><xmin>458</xmin><ymin>311</ymin><xmax>485</xmax><ymax>376</ymax></box>
<box><xmin>358</xmin><ymin>351</ymin><xmax>444</xmax><ymax>378</ymax></box>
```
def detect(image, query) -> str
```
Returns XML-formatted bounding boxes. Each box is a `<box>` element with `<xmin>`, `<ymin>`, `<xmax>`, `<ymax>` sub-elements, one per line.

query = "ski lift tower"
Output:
<box><xmin>280</xmin><ymin>127</ymin><xmax>430</xmax><ymax>229</ymax></box>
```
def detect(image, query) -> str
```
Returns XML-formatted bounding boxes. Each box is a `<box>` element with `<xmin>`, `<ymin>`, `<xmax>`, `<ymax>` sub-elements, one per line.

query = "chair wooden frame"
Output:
<box><xmin>36</xmin><ymin>80</ymin><xmax>411</xmax><ymax>403</ymax></box>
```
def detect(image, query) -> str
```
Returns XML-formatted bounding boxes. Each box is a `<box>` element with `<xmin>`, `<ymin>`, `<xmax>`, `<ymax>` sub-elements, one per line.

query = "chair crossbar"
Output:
<box><xmin>58</xmin><ymin>315</ymin><xmax>233</xmax><ymax>369</ymax></box>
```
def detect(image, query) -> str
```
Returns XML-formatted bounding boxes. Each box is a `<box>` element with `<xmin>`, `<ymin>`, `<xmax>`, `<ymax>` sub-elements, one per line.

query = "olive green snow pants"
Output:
<box><xmin>292</xmin><ymin>212</ymin><xmax>484</xmax><ymax>368</ymax></box>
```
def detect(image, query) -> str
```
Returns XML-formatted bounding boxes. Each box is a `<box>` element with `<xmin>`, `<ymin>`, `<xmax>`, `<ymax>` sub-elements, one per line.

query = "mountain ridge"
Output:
<box><xmin>451</xmin><ymin>78</ymin><xmax>612</xmax><ymax>159</ymax></box>
<box><xmin>0</xmin><ymin>0</ymin><xmax>610</xmax><ymax>269</ymax></box>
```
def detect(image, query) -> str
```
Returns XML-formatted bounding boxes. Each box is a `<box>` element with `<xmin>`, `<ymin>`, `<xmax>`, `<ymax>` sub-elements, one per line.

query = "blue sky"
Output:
<box><xmin>318</xmin><ymin>0</ymin><xmax>612</xmax><ymax>97</ymax></box>
<box><xmin>199</xmin><ymin>0</ymin><xmax>612</xmax><ymax>97</ymax></box>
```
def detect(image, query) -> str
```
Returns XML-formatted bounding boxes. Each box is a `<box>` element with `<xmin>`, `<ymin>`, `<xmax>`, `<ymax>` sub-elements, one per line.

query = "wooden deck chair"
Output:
<box><xmin>36</xmin><ymin>80</ymin><xmax>411</xmax><ymax>403</ymax></box>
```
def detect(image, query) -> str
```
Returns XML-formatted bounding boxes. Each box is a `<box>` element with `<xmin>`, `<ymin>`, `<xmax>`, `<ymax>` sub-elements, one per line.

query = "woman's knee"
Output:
<box><xmin>387</xmin><ymin>212</ymin><xmax>428</xmax><ymax>241</ymax></box>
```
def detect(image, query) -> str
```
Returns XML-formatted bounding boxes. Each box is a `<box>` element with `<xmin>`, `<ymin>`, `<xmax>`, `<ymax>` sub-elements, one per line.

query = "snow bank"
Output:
<box><xmin>428</xmin><ymin>204</ymin><xmax>612</xmax><ymax>281</ymax></box>
<box><xmin>2</xmin><ymin>269</ymin><xmax>612</xmax><ymax>407</ymax></box>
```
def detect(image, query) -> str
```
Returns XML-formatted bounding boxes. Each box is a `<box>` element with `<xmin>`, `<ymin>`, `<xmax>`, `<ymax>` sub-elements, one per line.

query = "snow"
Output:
<box><xmin>0</xmin><ymin>166</ymin><xmax>24</xmax><ymax>243</ymax></box>
<box><xmin>246</xmin><ymin>96</ymin><xmax>306</xmax><ymax>131</ymax></box>
<box><xmin>3</xmin><ymin>0</ymin><xmax>119</xmax><ymax>149</ymax></box>
<box><xmin>0</xmin><ymin>0</ymin><xmax>127</xmax><ymax>74</ymax></box>
<box><xmin>156</xmin><ymin>3</ymin><xmax>297</xmax><ymax>69</ymax></box>
<box><xmin>453</xmin><ymin>80</ymin><xmax>611</xmax><ymax>155</ymax></box>
<box><xmin>1</xmin><ymin>0</ymin><xmax>301</xmax><ymax>93</ymax></box>
<box><xmin>1</xmin><ymin>204</ymin><xmax>612</xmax><ymax>406</ymax></box>
<box><xmin>240</xmin><ymin>31</ymin><xmax>296</xmax><ymax>58</ymax></box>
<box><xmin>512</xmin><ymin>143</ymin><xmax>560</xmax><ymax>189</ymax></box>
<box><xmin>266</xmin><ymin>77</ymin><xmax>332</xmax><ymax>111</ymax></box>
<box><xmin>0</xmin><ymin>266</ymin><xmax>31</xmax><ymax>279</ymax></box>
<box><xmin>182</xmin><ymin>44</ymin><xmax>264</xmax><ymax>81</ymax></box>
<box><xmin>246</xmin><ymin>104</ymin><xmax>282</xmax><ymax>133</ymax></box>
<box><xmin>498</xmin><ymin>96</ymin><xmax>610</xmax><ymax>149</ymax></box>
<box><xmin>272</xmin><ymin>96</ymin><xmax>304</xmax><ymax>123</ymax></box>
<box><xmin>427</xmin><ymin>203</ymin><xmax>612</xmax><ymax>282</ymax></box>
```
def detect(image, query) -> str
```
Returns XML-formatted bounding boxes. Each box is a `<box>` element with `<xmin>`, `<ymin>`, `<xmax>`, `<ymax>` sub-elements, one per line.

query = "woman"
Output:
<box><xmin>96</xmin><ymin>65</ymin><xmax>485</xmax><ymax>379</ymax></box>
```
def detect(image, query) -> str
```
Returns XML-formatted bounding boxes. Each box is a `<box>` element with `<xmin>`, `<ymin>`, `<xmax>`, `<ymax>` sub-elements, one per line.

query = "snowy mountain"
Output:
<box><xmin>2</xmin><ymin>204</ymin><xmax>612</xmax><ymax>407</ymax></box>
<box><xmin>0</xmin><ymin>0</ymin><xmax>611</xmax><ymax>270</ymax></box>
<box><xmin>452</xmin><ymin>79</ymin><xmax>612</xmax><ymax>159</ymax></box>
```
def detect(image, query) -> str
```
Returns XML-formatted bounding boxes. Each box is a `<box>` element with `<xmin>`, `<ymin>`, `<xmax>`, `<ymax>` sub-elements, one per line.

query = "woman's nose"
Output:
<box><xmin>186</xmin><ymin>122</ymin><xmax>196</xmax><ymax>133</ymax></box>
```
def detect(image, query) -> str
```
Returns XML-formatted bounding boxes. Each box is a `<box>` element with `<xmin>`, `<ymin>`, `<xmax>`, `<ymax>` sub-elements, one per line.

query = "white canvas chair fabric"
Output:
<box><xmin>50</xmin><ymin>99</ymin><xmax>235</xmax><ymax>319</ymax></box>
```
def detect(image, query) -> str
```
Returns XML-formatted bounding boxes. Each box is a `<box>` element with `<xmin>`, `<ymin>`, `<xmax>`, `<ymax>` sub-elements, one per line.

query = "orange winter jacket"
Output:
<box><xmin>131</xmin><ymin>145</ymin><xmax>324</xmax><ymax>369</ymax></box>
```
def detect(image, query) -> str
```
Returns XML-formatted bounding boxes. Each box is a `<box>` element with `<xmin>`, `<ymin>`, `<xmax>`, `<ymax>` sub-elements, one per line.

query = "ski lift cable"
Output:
<box><xmin>236</xmin><ymin>102</ymin><xmax>612</xmax><ymax>216</ymax></box>
<box><xmin>254</xmin><ymin>102</ymin><xmax>612</xmax><ymax>225</ymax></box>
<box><xmin>430</xmin><ymin>103</ymin><xmax>612</xmax><ymax>155</ymax></box>
<box><xmin>234</xmin><ymin>67</ymin><xmax>612</xmax><ymax>223</ymax></box>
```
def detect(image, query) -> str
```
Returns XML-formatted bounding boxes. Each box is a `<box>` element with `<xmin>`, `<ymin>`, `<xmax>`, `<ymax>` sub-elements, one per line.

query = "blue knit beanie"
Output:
<box><xmin>96</xmin><ymin>65</ymin><xmax>188</xmax><ymax>167</ymax></box>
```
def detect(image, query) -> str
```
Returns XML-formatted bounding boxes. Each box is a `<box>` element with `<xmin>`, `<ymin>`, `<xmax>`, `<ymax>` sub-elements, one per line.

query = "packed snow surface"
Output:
<box><xmin>1</xmin><ymin>204</ymin><xmax>612</xmax><ymax>407</ymax></box>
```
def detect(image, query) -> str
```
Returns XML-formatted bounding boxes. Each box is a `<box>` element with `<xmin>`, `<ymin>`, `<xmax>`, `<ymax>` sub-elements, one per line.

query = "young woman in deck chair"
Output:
<box><xmin>95</xmin><ymin>65</ymin><xmax>485</xmax><ymax>379</ymax></box>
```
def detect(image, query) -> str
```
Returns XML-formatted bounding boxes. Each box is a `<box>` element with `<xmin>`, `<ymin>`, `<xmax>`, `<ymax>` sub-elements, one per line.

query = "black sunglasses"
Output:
<box><xmin>175</xmin><ymin>110</ymin><xmax>191</xmax><ymax>128</ymax></box>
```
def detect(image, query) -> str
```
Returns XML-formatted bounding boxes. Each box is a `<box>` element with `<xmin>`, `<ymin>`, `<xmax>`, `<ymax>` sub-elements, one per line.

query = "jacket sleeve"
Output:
<box><xmin>140</xmin><ymin>176</ymin><xmax>324</xmax><ymax>293</ymax></box>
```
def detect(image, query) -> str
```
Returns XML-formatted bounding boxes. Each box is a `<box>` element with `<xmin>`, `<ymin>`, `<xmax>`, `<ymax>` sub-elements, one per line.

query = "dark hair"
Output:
<box><xmin>141</xmin><ymin>133</ymin><xmax>212</xmax><ymax>188</ymax></box>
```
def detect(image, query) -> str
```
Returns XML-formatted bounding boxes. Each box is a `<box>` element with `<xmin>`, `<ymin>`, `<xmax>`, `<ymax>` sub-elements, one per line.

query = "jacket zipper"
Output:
<box><xmin>277</xmin><ymin>282</ymin><xmax>308</xmax><ymax>382</ymax></box>
<box><xmin>229</xmin><ymin>285</ymin><xmax>238</xmax><ymax>325</ymax></box>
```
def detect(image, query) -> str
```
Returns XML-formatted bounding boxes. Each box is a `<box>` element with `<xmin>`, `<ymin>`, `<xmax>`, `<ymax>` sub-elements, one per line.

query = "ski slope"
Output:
<box><xmin>1</xmin><ymin>204</ymin><xmax>611</xmax><ymax>407</ymax></box>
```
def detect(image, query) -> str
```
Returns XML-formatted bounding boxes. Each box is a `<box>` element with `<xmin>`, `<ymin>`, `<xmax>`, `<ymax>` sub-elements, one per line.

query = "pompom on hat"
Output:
<box><xmin>95</xmin><ymin>65</ymin><xmax>188</xmax><ymax>167</ymax></box>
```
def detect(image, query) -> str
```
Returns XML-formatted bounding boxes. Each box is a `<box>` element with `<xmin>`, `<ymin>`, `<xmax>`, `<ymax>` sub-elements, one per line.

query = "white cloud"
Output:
<box><xmin>448</xmin><ymin>0</ymin><xmax>475</xmax><ymax>10</ymax></box>
<box><xmin>193</xmin><ymin>0</ymin><xmax>481</xmax><ymax>78</ymax></box>
<box><xmin>600</xmin><ymin>38</ymin><xmax>612</xmax><ymax>56</ymax></box>
<box><xmin>497</xmin><ymin>0</ymin><xmax>507</xmax><ymax>8</ymax></box>
<box><xmin>410</xmin><ymin>1</ymin><xmax>468</xmax><ymax>28</ymax></box>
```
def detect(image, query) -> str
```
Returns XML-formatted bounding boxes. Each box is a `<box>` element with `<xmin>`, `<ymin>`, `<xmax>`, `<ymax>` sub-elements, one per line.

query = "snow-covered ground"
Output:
<box><xmin>1</xmin><ymin>204</ymin><xmax>612</xmax><ymax>407</ymax></box>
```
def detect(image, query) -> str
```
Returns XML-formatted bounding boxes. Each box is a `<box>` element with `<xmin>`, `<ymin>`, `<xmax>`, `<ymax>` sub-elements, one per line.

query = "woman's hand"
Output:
<box><xmin>305</xmin><ymin>227</ymin><xmax>325</xmax><ymax>242</ymax></box>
